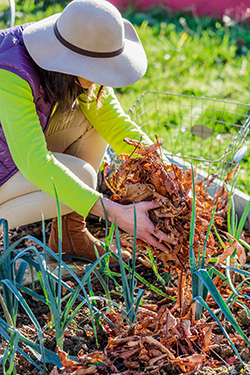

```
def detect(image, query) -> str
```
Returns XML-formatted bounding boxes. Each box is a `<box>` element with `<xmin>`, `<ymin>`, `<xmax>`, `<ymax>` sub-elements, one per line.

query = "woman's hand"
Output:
<box><xmin>90</xmin><ymin>197</ymin><xmax>172</xmax><ymax>253</ymax></box>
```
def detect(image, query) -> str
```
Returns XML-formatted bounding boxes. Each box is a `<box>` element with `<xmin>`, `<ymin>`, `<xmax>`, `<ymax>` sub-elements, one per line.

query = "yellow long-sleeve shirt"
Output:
<box><xmin>0</xmin><ymin>69</ymin><xmax>152</xmax><ymax>217</ymax></box>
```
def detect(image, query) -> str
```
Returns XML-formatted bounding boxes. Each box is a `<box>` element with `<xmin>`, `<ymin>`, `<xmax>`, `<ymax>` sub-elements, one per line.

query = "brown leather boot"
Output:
<box><xmin>48</xmin><ymin>211</ymin><xmax>131</xmax><ymax>265</ymax></box>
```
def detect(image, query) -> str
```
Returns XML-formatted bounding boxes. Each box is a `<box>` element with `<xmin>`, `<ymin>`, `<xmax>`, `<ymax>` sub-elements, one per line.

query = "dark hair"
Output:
<box><xmin>38</xmin><ymin>67</ymin><xmax>105</xmax><ymax>112</ymax></box>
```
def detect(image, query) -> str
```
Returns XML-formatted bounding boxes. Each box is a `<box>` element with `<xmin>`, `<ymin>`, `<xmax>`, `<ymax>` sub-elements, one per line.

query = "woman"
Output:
<box><xmin>0</xmin><ymin>0</ymin><xmax>170</xmax><ymax>264</ymax></box>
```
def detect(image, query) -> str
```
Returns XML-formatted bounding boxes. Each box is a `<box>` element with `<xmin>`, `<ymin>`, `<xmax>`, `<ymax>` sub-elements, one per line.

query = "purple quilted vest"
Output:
<box><xmin>0</xmin><ymin>23</ymin><xmax>55</xmax><ymax>186</ymax></box>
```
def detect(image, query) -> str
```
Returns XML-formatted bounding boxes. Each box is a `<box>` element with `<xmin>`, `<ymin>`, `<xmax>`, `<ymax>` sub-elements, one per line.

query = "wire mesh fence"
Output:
<box><xmin>127</xmin><ymin>91</ymin><xmax>250</xmax><ymax>191</ymax></box>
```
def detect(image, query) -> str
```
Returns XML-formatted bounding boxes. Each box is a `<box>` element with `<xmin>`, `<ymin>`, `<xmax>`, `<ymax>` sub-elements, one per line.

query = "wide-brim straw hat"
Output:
<box><xmin>23</xmin><ymin>0</ymin><xmax>147</xmax><ymax>88</ymax></box>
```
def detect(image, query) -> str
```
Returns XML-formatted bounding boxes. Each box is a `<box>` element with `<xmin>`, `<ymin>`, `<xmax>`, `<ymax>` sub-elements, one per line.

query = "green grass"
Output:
<box><xmin>1</xmin><ymin>0</ymin><xmax>250</xmax><ymax>192</ymax></box>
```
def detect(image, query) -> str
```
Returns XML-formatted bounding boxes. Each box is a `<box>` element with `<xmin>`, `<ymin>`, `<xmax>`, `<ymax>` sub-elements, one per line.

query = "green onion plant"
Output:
<box><xmin>0</xmin><ymin>219</ymin><xmax>61</xmax><ymax>373</ymax></box>
<box><xmin>189</xmin><ymin>166</ymin><xmax>250</xmax><ymax>365</ymax></box>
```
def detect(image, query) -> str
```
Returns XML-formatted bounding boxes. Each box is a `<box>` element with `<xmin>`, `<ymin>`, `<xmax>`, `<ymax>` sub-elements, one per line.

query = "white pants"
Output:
<box><xmin>0</xmin><ymin>104</ymin><xmax>107</xmax><ymax>229</ymax></box>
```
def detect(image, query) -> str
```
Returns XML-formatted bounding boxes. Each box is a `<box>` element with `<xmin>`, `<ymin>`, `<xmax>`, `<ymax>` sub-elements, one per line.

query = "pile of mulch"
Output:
<box><xmin>1</xmin><ymin>215</ymin><xmax>250</xmax><ymax>375</ymax></box>
<box><xmin>104</xmin><ymin>138</ymin><xmax>245</xmax><ymax>269</ymax></box>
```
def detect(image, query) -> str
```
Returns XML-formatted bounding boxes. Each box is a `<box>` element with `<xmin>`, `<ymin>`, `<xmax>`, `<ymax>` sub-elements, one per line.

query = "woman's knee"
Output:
<box><xmin>53</xmin><ymin>152</ymin><xmax>97</xmax><ymax>190</ymax></box>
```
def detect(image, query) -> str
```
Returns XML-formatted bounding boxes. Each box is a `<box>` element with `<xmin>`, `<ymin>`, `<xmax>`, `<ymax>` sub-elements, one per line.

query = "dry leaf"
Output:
<box><xmin>56</xmin><ymin>346</ymin><xmax>82</xmax><ymax>371</ymax></box>
<box><xmin>72</xmin><ymin>367</ymin><xmax>97</xmax><ymax>374</ymax></box>
<box><xmin>216</xmin><ymin>234</ymin><xmax>246</xmax><ymax>265</ymax></box>
<box><xmin>143</xmin><ymin>336</ymin><xmax>175</xmax><ymax>359</ymax></box>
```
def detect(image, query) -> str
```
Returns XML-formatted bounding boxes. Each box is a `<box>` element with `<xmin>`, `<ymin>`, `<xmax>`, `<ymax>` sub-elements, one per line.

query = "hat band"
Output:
<box><xmin>54</xmin><ymin>21</ymin><xmax>124</xmax><ymax>58</ymax></box>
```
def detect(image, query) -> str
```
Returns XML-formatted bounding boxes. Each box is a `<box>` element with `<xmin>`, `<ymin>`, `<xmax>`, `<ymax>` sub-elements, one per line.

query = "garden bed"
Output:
<box><xmin>1</xmin><ymin>217</ymin><xmax>250</xmax><ymax>375</ymax></box>
<box><xmin>1</xmin><ymin>140</ymin><xmax>250</xmax><ymax>375</ymax></box>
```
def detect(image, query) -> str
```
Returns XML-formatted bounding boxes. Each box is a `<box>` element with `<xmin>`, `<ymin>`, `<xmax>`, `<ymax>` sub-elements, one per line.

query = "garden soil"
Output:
<box><xmin>1</xmin><ymin>216</ymin><xmax>250</xmax><ymax>375</ymax></box>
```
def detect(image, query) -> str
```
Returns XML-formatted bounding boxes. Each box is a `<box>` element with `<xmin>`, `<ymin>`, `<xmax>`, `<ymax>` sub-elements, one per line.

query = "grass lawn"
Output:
<box><xmin>1</xmin><ymin>0</ymin><xmax>250</xmax><ymax>192</ymax></box>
